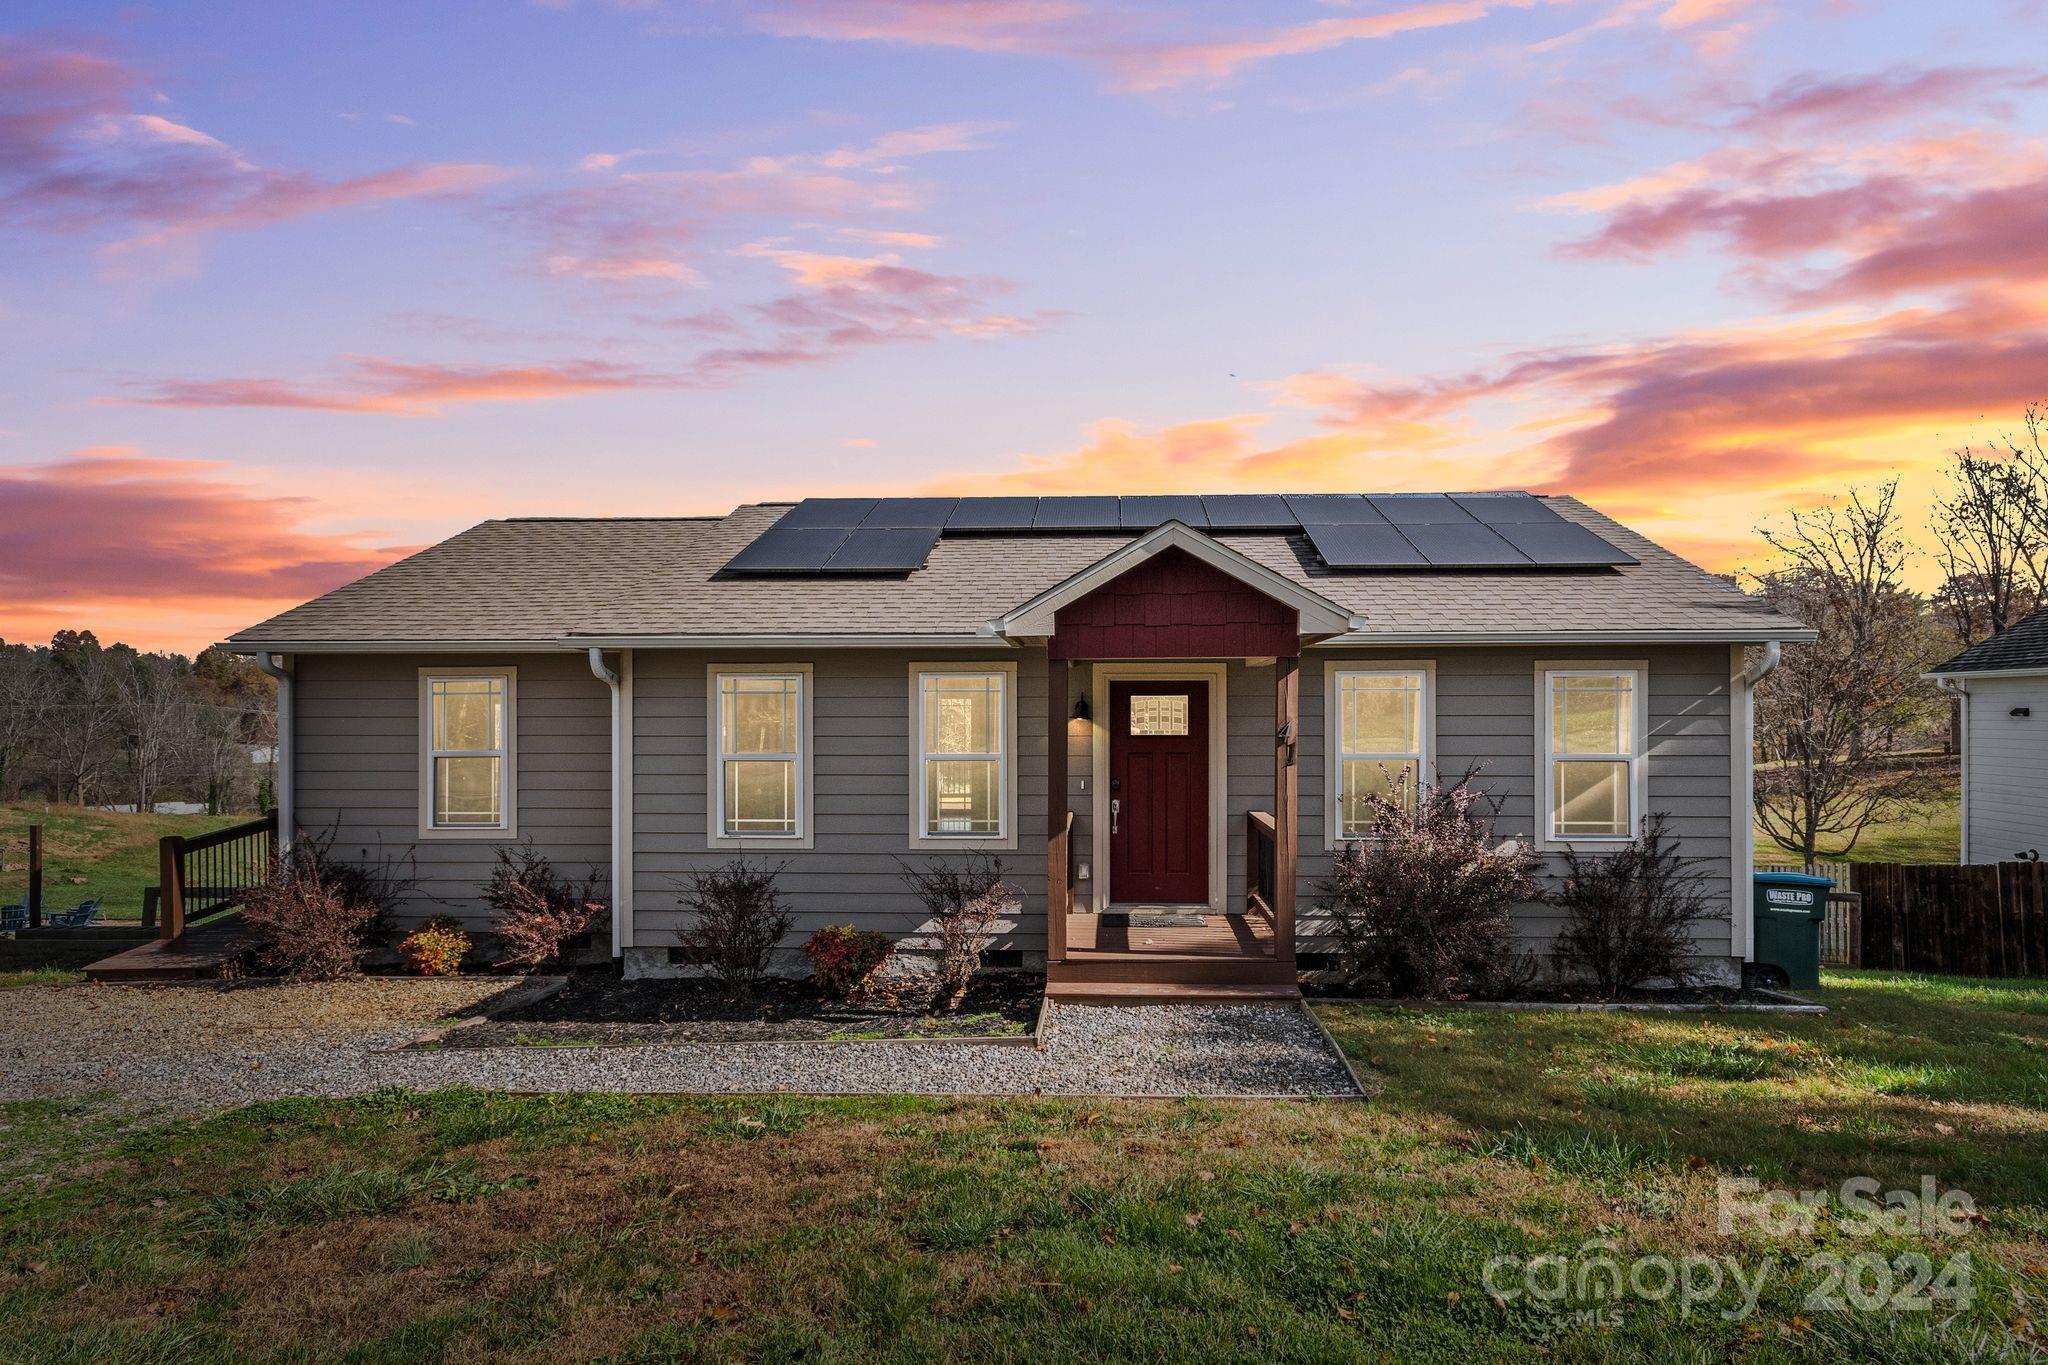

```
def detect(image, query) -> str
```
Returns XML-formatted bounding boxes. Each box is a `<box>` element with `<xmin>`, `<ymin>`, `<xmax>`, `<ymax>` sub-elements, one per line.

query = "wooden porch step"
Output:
<box><xmin>83</xmin><ymin>914</ymin><xmax>258</xmax><ymax>982</ymax></box>
<box><xmin>1047</xmin><ymin>981</ymin><xmax>1303</xmax><ymax>1006</ymax></box>
<box><xmin>1048</xmin><ymin>954</ymin><xmax>1299</xmax><ymax>986</ymax></box>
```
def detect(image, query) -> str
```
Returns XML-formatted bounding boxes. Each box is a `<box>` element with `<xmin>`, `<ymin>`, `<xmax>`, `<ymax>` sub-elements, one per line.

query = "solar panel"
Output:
<box><xmin>724</xmin><ymin>525</ymin><xmax>851</xmax><ymax>574</ymax></box>
<box><xmin>1399</xmin><ymin>522</ymin><xmax>1533</xmax><ymax>567</ymax></box>
<box><xmin>1120</xmin><ymin>495</ymin><xmax>1208</xmax><ymax>530</ymax></box>
<box><xmin>947</xmin><ymin>496</ymin><xmax>1040</xmax><ymax>532</ymax></box>
<box><xmin>1200</xmin><ymin>494</ymin><xmax>1296</xmax><ymax>530</ymax></box>
<box><xmin>1033</xmin><ymin>496</ymin><xmax>1122</xmax><ymax>530</ymax></box>
<box><xmin>1367</xmin><ymin>494</ymin><xmax>1475</xmax><ymax>524</ymax></box>
<box><xmin>1452</xmin><ymin>493</ymin><xmax>1552</xmax><ymax>524</ymax></box>
<box><xmin>774</xmin><ymin>498</ymin><xmax>876</xmax><ymax>529</ymax></box>
<box><xmin>859</xmin><ymin>498</ymin><xmax>956</xmax><ymax>528</ymax></box>
<box><xmin>1492</xmin><ymin>519</ymin><xmax>1637</xmax><ymax>566</ymax></box>
<box><xmin>1286</xmin><ymin>494</ymin><xmax>1384</xmax><ymax>524</ymax></box>
<box><xmin>822</xmin><ymin>526</ymin><xmax>942</xmax><ymax>573</ymax></box>
<box><xmin>1304</xmin><ymin>522</ymin><xmax>1428</xmax><ymax>568</ymax></box>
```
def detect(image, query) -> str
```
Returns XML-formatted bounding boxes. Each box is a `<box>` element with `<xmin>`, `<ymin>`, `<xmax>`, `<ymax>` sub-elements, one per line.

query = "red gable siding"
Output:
<box><xmin>1048</xmin><ymin>547</ymin><xmax>1299</xmax><ymax>660</ymax></box>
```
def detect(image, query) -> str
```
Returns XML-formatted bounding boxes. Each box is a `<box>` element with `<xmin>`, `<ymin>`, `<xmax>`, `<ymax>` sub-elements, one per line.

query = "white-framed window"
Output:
<box><xmin>908</xmin><ymin>662</ymin><xmax>1018</xmax><ymax>849</ymax></box>
<box><xmin>1325</xmin><ymin>662</ymin><xmax>1434</xmax><ymax>844</ymax></box>
<box><xmin>1538</xmin><ymin>662</ymin><xmax>1647</xmax><ymax>846</ymax></box>
<box><xmin>708</xmin><ymin>666</ymin><xmax>812</xmax><ymax>847</ymax></box>
<box><xmin>417</xmin><ymin>668</ymin><xmax>516</xmax><ymax>838</ymax></box>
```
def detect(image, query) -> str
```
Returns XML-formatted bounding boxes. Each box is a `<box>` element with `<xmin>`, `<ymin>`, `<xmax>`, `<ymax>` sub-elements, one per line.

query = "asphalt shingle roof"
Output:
<box><xmin>228</xmin><ymin>496</ymin><xmax>1802</xmax><ymax>647</ymax></box>
<box><xmin>1929</xmin><ymin>608</ymin><xmax>2048</xmax><ymax>675</ymax></box>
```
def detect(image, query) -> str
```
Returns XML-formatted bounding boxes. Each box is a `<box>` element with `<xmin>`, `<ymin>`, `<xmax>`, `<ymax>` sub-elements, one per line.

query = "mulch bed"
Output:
<box><xmin>433</xmin><ymin>970</ymin><xmax>1044</xmax><ymax>1048</ymax></box>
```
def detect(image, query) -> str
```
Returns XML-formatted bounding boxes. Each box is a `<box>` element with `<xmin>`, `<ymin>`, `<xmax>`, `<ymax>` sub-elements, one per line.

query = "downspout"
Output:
<box><xmin>587</xmin><ymin>648</ymin><xmax>624</xmax><ymax>960</ymax></box>
<box><xmin>1740</xmin><ymin>639</ymin><xmax>1782</xmax><ymax>688</ymax></box>
<box><xmin>252</xmin><ymin>652</ymin><xmax>294</xmax><ymax>853</ymax></box>
<box><xmin>1935</xmin><ymin>676</ymin><xmax>1968</xmax><ymax>863</ymax></box>
<box><xmin>1734</xmin><ymin>642</ymin><xmax>1782</xmax><ymax>962</ymax></box>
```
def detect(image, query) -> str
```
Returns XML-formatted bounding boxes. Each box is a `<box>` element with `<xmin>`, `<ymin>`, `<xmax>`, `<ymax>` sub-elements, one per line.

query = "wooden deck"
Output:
<box><xmin>1049</xmin><ymin>912</ymin><xmax>1298</xmax><ymax>1002</ymax></box>
<box><xmin>1065</xmin><ymin>912</ymin><xmax>1275</xmax><ymax>959</ymax></box>
<box><xmin>83</xmin><ymin>913</ymin><xmax>259</xmax><ymax>982</ymax></box>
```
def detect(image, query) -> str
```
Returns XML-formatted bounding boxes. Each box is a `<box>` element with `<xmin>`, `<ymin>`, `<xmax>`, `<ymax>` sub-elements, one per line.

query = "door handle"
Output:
<box><xmin>1110</xmin><ymin>798</ymin><xmax>1120</xmax><ymax>835</ymax></box>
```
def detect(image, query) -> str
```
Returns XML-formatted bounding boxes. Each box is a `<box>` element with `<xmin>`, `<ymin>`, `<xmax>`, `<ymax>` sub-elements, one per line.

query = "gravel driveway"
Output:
<box><xmin>0</xmin><ymin>981</ymin><xmax>1361</xmax><ymax>1112</ymax></box>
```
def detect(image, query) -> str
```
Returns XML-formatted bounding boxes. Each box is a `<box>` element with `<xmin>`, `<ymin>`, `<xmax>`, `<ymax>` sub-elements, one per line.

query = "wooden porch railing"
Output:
<box><xmin>158</xmin><ymin>810</ymin><xmax>278</xmax><ymax>941</ymax></box>
<box><xmin>1047</xmin><ymin>810</ymin><xmax>1073</xmax><ymax>963</ymax></box>
<box><xmin>1246</xmin><ymin>810</ymin><xmax>1277</xmax><ymax>931</ymax></box>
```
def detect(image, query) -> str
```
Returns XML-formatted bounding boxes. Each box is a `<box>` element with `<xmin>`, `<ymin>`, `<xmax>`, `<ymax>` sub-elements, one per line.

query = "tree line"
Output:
<box><xmin>0</xmin><ymin>631</ymin><xmax>277</xmax><ymax>814</ymax></box>
<box><xmin>1753</xmin><ymin>405</ymin><xmax>2048</xmax><ymax>870</ymax></box>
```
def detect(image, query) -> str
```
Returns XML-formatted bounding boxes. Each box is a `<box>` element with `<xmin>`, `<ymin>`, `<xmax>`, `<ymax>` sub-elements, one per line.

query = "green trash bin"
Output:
<box><xmin>1750</xmin><ymin>872</ymin><xmax>1833</xmax><ymax>990</ymax></box>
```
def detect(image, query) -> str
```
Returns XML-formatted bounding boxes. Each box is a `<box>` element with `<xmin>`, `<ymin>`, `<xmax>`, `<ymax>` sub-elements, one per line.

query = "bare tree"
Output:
<box><xmin>0</xmin><ymin>643</ymin><xmax>58</xmax><ymax>799</ymax></box>
<box><xmin>1753</xmin><ymin>483</ymin><xmax>1943</xmax><ymax>870</ymax></box>
<box><xmin>40</xmin><ymin>632</ymin><xmax>121</xmax><ymax>805</ymax></box>
<box><xmin>1929</xmin><ymin>422</ymin><xmax>2048</xmax><ymax>647</ymax></box>
<box><xmin>111</xmin><ymin>648</ymin><xmax>187</xmax><ymax>812</ymax></box>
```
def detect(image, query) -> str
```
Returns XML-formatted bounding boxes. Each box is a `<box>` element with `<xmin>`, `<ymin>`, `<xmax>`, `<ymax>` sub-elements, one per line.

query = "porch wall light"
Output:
<box><xmin>1071</xmin><ymin>695</ymin><xmax>1093</xmax><ymax>722</ymax></box>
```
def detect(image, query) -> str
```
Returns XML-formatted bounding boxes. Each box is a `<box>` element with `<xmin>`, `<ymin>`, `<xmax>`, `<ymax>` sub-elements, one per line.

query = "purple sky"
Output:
<box><xmin>5</xmin><ymin>0</ymin><xmax>2047</xmax><ymax>649</ymax></box>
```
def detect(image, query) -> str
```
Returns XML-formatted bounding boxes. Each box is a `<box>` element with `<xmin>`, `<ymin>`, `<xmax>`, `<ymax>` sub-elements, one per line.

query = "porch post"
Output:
<box><xmin>1273</xmin><ymin>654</ymin><xmax>1299</xmax><ymax>964</ymax></box>
<box><xmin>1046</xmin><ymin>655</ymin><xmax>1070</xmax><ymax>965</ymax></box>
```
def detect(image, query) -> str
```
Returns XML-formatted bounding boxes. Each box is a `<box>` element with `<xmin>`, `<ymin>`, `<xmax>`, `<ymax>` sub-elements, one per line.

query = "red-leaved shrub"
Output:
<box><xmin>399</xmin><ymin>916</ymin><xmax>472</xmax><ymax>976</ymax></box>
<box><xmin>1315</xmin><ymin>770</ymin><xmax>1541</xmax><ymax>998</ymax></box>
<box><xmin>804</xmin><ymin>924</ymin><xmax>892</xmax><ymax>1000</ymax></box>
<box><xmin>240</xmin><ymin>855</ymin><xmax>379</xmax><ymax>980</ymax></box>
<box><xmin>483</xmin><ymin>844</ymin><xmax>606</xmax><ymax>971</ymax></box>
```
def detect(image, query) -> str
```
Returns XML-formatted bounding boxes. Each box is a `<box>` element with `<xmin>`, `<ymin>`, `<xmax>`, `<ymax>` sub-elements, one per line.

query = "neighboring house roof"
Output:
<box><xmin>227</xmin><ymin>495</ymin><xmax>1808</xmax><ymax>650</ymax></box>
<box><xmin>1927</xmin><ymin>608</ymin><xmax>2048</xmax><ymax>677</ymax></box>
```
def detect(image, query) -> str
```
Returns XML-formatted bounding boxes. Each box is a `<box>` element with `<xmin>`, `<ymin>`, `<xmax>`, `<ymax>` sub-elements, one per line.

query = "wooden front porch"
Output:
<box><xmin>1045</xmin><ymin>654</ymin><xmax>1303</xmax><ymax>1004</ymax></box>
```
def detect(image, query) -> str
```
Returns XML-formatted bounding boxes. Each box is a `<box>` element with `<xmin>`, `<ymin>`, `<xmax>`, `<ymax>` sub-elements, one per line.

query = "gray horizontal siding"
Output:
<box><xmin>1292</xmin><ymin>644</ymin><xmax>1736</xmax><ymax>959</ymax></box>
<box><xmin>1963</xmin><ymin>677</ymin><xmax>2048</xmax><ymax>862</ymax></box>
<box><xmin>632</xmin><ymin>650</ymin><xmax>1048</xmax><ymax>952</ymax></box>
<box><xmin>292</xmin><ymin>652</ymin><xmax>612</xmax><ymax>929</ymax></box>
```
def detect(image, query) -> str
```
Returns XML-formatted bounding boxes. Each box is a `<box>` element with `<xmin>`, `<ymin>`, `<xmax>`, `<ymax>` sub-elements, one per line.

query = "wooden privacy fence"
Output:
<box><xmin>158</xmin><ymin>810</ymin><xmax>278</xmax><ymax>941</ymax></box>
<box><xmin>1852</xmin><ymin>862</ymin><xmax>2048</xmax><ymax>979</ymax></box>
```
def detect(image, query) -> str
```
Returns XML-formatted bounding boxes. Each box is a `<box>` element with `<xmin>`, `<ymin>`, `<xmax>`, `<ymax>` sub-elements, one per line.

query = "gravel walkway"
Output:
<box><xmin>0</xmin><ymin>981</ymin><xmax>1361</xmax><ymax>1112</ymax></box>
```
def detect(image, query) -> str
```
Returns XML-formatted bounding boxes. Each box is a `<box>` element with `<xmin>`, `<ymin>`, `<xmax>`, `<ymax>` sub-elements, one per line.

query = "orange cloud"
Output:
<box><xmin>0</xmin><ymin>449</ymin><xmax>414</xmax><ymax>651</ymax></box>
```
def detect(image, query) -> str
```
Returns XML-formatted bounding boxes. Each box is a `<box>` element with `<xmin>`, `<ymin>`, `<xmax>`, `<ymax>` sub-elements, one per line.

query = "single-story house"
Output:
<box><xmin>227</xmin><ymin>493</ymin><xmax>1809</xmax><ymax>999</ymax></box>
<box><xmin>1926</xmin><ymin>608</ymin><xmax>2048</xmax><ymax>864</ymax></box>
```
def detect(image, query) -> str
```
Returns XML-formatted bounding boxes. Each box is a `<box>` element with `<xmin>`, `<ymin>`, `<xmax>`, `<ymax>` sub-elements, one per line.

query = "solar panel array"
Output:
<box><xmin>723</xmin><ymin>493</ymin><xmax>1636</xmax><ymax>575</ymax></box>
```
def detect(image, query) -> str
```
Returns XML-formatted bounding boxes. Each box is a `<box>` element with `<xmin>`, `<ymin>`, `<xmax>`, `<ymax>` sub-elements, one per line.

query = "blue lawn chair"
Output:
<box><xmin>0</xmin><ymin>903</ymin><xmax>24</xmax><ymax>933</ymax></box>
<box><xmin>50</xmin><ymin>897</ymin><xmax>103</xmax><ymax>928</ymax></box>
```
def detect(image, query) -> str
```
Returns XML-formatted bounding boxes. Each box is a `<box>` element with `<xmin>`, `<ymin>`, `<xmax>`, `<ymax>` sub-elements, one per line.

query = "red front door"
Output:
<box><xmin>1108</xmin><ymin>681</ymin><xmax>1210</xmax><ymax>905</ymax></box>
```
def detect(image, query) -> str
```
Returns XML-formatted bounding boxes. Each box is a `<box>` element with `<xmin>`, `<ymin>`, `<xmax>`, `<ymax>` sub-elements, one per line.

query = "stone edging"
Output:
<box><xmin>383</xmin><ymin>974</ymin><xmax>571</xmax><ymax>1053</ymax></box>
<box><xmin>1294</xmin><ymin>1002</ymin><xmax>1374</xmax><ymax>1097</ymax></box>
<box><xmin>394</xmin><ymin>980</ymin><xmax>1046</xmax><ymax>1053</ymax></box>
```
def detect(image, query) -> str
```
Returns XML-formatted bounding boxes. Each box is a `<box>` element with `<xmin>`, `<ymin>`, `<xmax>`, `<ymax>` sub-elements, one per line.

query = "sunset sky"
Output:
<box><xmin>5</xmin><ymin>0</ymin><xmax>2047</xmax><ymax>652</ymax></box>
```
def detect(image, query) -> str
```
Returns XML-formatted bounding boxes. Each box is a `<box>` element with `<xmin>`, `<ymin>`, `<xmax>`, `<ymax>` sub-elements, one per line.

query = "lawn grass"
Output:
<box><xmin>1757</xmin><ymin>771</ymin><xmax>1962</xmax><ymax>866</ymax></box>
<box><xmin>1</xmin><ymin>802</ymin><xmax>250</xmax><ymax>921</ymax></box>
<box><xmin>0</xmin><ymin>967</ymin><xmax>85</xmax><ymax>990</ymax></box>
<box><xmin>1</xmin><ymin>971</ymin><xmax>2044</xmax><ymax>1360</ymax></box>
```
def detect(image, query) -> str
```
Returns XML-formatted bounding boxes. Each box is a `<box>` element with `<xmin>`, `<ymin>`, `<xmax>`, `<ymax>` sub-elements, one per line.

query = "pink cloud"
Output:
<box><xmin>122</xmin><ymin>357</ymin><xmax>681</xmax><ymax>415</ymax></box>
<box><xmin>115</xmin><ymin>254</ymin><xmax>1054</xmax><ymax>412</ymax></box>
<box><xmin>0</xmin><ymin>35</ymin><xmax>509</xmax><ymax>253</ymax></box>
<box><xmin>750</xmin><ymin>0</ymin><xmax>1558</xmax><ymax>92</ymax></box>
<box><xmin>748</xmin><ymin>0</ymin><xmax>1091</xmax><ymax>54</ymax></box>
<box><xmin>1739</xmin><ymin>65</ymin><xmax>2048</xmax><ymax>137</ymax></box>
<box><xmin>0</xmin><ymin>449</ymin><xmax>413</xmax><ymax>643</ymax></box>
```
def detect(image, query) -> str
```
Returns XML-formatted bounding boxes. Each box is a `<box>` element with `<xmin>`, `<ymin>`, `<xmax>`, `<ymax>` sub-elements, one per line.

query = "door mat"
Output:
<box><xmin>1100</xmin><ymin>913</ymin><xmax>1208</xmax><ymax>929</ymax></box>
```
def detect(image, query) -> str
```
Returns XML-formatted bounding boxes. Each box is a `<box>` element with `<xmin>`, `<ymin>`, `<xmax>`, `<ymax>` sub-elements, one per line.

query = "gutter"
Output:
<box><xmin>251</xmin><ymin>653</ymin><xmax>294</xmax><ymax>852</ymax></box>
<box><xmin>587</xmin><ymin>647</ymin><xmax>625</xmax><ymax>960</ymax></box>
